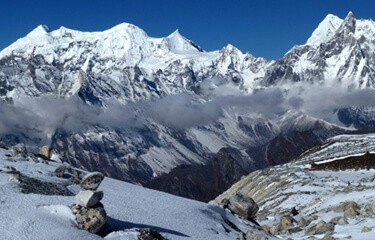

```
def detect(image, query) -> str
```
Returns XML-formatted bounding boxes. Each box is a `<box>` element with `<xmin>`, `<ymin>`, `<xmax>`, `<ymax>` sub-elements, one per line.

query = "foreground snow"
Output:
<box><xmin>0</xmin><ymin>146</ymin><xmax>260</xmax><ymax>240</ymax></box>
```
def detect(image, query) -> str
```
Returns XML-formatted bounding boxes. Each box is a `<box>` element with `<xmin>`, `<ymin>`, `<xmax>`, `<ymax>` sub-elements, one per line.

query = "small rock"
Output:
<box><xmin>287</xmin><ymin>226</ymin><xmax>302</xmax><ymax>234</ymax></box>
<box><xmin>138</xmin><ymin>229</ymin><xmax>166</xmax><ymax>240</ymax></box>
<box><xmin>270</xmin><ymin>223</ymin><xmax>282</xmax><ymax>235</ymax></box>
<box><xmin>227</xmin><ymin>192</ymin><xmax>259</xmax><ymax>220</ymax></box>
<box><xmin>360</xmin><ymin>204</ymin><xmax>375</xmax><ymax>217</ymax></box>
<box><xmin>306</xmin><ymin>220</ymin><xmax>335</xmax><ymax>235</ymax></box>
<box><xmin>80</xmin><ymin>172</ymin><xmax>104</xmax><ymax>190</ymax></box>
<box><xmin>298</xmin><ymin>217</ymin><xmax>311</xmax><ymax>227</ymax></box>
<box><xmin>262</xmin><ymin>224</ymin><xmax>271</xmax><ymax>234</ymax></box>
<box><xmin>243</xmin><ymin>229</ymin><xmax>270</xmax><ymax>240</ymax></box>
<box><xmin>336</xmin><ymin>201</ymin><xmax>359</xmax><ymax>218</ymax></box>
<box><xmin>281</xmin><ymin>215</ymin><xmax>296</xmax><ymax>230</ymax></box>
<box><xmin>362</xmin><ymin>226</ymin><xmax>372</xmax><ymax>233</ymax></box>
<box><xmin>39</xmin><ymin>145</ymin><xmax>52</xmax><ymax>159</ymax></box>
<box><xmin>71</xmin><ymin>203</ymin><xmax>107</xmax><ymax>233</ymax></box>
<box><xmin>12</xmin><ymin>143</ymin><xmax>27</xmax><ymax>156</ymax></box>
<box><xmin>330</xmin><ymin>216</ymin><xmax>348</xmax><ymax>225</ymax></box>
<box><xmin>322</xmin><ymin>233</ymin><xmax>336</xmax><ymax>240</ymax></box>
<box><xmin>54</xmin><ymin>165</ymin><xmax>66</xmax><ymax>177</ymax></box>
<box><xmin>75</xmin><ymin>190</ymin><xmax>103</xmax><ymax>208</ymax></box>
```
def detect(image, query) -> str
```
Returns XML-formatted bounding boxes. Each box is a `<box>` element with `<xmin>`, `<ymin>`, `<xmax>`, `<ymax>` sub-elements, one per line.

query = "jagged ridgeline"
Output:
<box><xmin>1</xmin><ymin>12</ymin><xmax>375</xmax><ymax>201</ymax></box>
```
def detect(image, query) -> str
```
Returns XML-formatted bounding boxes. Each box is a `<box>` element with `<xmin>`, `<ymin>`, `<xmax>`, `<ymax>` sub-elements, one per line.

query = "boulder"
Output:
<box><xmin>330</xmin><ymin>216</ymin><xmax>348</xmax><ymax>225</ymax></box>
<box><xmin>71</xmin><ymin>203</ymin><xmax>107</xmax><ymax>233</ymax></box>
<box><xmin>54</xmin><ymin>165</ymin><xmax>66</xmax><ymax>178</ymax></box>
<box><xmin>39</xmin><ymin>145</ymin><xmax>52</xmax><ymax>159</ymax></box>
<box><xmin>362</xmin><ymin>226</ymin><xmax>372</xmax><ymax>233</ymax></box>
<box><xmin>80</xmin><ymin>172</ymin><xmax>104</xmax><ymax>190</ymax></box>
<box><xmin>335</xmin><ymin>201</ymin><xmax>359</xmax><ymax>218</ymax></box>
<box><xmin>281</xmin><ymin>215</ymin><xmax>296</xmax><ymax>230</ymax></box>
<box><xmin>306</xmin><ymin>220</ymin><xmax>335</xmax><ymax>236</ymax></box>
<box><xmin>75</xmin><ymin>190</ymin><xmax>104</xmax><ymax>208</ymax></box>
<box><xmin>227</xmin><ymin>192</ymin><xmax>259</xmax><ymax>220</ymax></box>
<box><xmin>262</xmin><ymin>224</ymin><xmax>271</xmax><ymax>234</ymax></box>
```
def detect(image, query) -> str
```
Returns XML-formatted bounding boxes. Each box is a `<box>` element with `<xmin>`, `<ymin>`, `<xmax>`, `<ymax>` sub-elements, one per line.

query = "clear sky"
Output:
<box><xmin>1</xmin><ymin>0</ymin><xmax>375</xmax><ymax>59</ymax></box>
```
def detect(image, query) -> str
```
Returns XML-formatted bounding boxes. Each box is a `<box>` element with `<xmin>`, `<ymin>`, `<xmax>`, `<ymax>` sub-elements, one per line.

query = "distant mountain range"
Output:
<box><xmin>1</xmin><ymin>12</ymin><xmax>375</xmax><ymax>201</ymax></box>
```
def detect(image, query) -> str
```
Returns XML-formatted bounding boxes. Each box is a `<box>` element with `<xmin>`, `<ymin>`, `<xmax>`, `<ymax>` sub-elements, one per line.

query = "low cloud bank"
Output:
<box><xmin>1</xmin><ymin>83</ymin><xmax>375</xmax><ymax>142</ymax></box>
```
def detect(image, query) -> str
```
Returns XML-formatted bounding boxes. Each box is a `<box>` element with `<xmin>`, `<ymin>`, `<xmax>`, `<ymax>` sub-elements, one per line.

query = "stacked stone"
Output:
<box><xmin>70</xmin><ymin>172</ymin><xmax>107</xmax><ymax>234</ymax></box>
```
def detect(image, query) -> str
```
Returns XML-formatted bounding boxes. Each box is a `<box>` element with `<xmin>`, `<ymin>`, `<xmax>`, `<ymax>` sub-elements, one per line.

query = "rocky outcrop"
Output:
<box><xmin>70</xmin><ymin>171</ymin><xmax>107</xmax><ymax>233</ymax></box>
<box><xmin>225</xmin><ymin>192</ymin><xmax>259</xmax><ymax>221</ymax></box>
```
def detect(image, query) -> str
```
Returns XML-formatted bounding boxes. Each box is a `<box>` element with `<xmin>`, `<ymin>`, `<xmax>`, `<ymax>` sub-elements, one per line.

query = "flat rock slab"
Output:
<box><xmin>80</xmin><ymin>172</ymin><xmax>104</xmax><ymax>190</ymax></box>
<box><xmin>76</xmin><ymin>190</ymin><xmax>104</xmax><ymax>208</ymax></box>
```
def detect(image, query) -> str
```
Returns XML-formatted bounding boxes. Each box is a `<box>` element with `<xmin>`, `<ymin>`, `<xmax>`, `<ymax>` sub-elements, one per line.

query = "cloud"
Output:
<box><xmin>1</xmin><ymin>82</ymin><xmax>375</xmax><ymax>144</ymax></box>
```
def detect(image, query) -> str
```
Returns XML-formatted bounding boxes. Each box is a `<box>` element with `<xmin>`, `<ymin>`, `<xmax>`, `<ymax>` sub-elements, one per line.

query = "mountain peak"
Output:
<box><xmin>26</xmin><ymin>25</ymin><xmax>50</xmax><ymax>37</ymax></box>
<box><xmin>165</xmin><ymin>29</ymin><xmax>203</xmax><ymax>53</ymax></box>
<box><xmin>338</xmin><ymin>11</ymin><xmax>356</xmax><ymax>35</ymax></box>
<box><xmin>167</xmin><ymin>29</ymin><xmax>182</xmax><ymax>38</ymax></box>
<box><xmin>306</xmin><ymin>14</ymin><xmax>343</xmax><ymax>46</ymax></box>
<box><xmin>345</xmin><ymin>11</ymin><xmax>355</xmax><ymax>20</ymax></box>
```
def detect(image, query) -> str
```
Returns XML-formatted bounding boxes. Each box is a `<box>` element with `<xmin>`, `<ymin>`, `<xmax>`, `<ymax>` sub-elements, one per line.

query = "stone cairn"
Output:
<box><xmin>70</xmin><ymin>172</ymin><xmax>107</xmax><ymax>234</ymax></box>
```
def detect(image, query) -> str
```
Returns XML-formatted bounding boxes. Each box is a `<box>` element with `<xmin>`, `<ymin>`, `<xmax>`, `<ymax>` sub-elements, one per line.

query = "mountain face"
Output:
<box><xmin>214</xmin><ymin>133</ymin><xmax>375</xmax><ymax>239</ymax></box>
<box><xmin>264</xmin><ymin>12</ymin><xmax>375</xmax><ymax>87</ymax></box>
<box><xmin>1</xmin><ymin>12</ymin><xmax>375</xmax><ymax>198</ymax></box>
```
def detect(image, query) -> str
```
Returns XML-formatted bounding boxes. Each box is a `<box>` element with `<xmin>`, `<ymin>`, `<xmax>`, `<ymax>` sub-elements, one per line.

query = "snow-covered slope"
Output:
<box><xmin>0</xmin><ymin>143</ymin><xmax>272</xmax><ymax>240</ymax></box>
<box><xmin>215</xmin><ymin>133</ymin><xmax>375</xmax><ymax>239</ymax></box>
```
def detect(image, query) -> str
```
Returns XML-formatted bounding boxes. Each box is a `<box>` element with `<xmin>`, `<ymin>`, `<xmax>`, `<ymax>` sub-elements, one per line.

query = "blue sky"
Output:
<box><xmin>1</xmin><ymin>0</ymin><xmax>375</xmax><ymax>59</ymax></box>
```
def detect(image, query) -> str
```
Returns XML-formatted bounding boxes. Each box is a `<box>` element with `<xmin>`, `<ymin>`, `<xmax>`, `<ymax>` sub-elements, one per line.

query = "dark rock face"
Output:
<box><xmin>146</xmin><ymin>122</ymin><xmax>349</xmax><ymax>202</ymax></box>
<box><xmin>311</xmin><ymin>151</ymin><xmax>375</xmax><ymax>171</ymax></box>
<box><xmin>146</xmin><ymin>147</ymin><xmax>256</xmax><ymax>202</ymax></box>
<box><xmin>18</xmin><ymin>174</ymin><xmax>74</xmax><ymax>196</ymax></box>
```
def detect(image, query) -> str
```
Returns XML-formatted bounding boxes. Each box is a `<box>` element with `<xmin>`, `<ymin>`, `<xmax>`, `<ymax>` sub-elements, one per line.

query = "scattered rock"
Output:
<box><xmin>244</xmin><ymin>229</ymin><xmax>270</xmax><ymax>240</ymax></box>
<box><xmin>298</xmin><ymin>217</ymin><xmax>311</xmax><ymax>227</ymax></box>
<box><xmin>306</xmin><ymin>220</ymin><xmax>335</xmax><ymax>236</ymax></box>
<box><xmin>335</xmin><ymin>201</ymin><xmax>359</xmax><ymax>218</ymax></box>
<box><xmin>360</xmin><ymin>203</ymin><xmax>375</xmax><ymax>217</ymax></box>
<box><xmin>12</xmin><ymin>143</ymin><xmax>27</xmax><ymax>156</ymax></box>
<box><xmin>39</xmin><ymin>145</ymin><xmax>52</xmax><ymax>159</ymax></box>
<box><xmin>227</xmin><ymin>192</ymin><xmax>259</xmax><ymax>220</ymax></box>
<box><xmin>270</xmin><ymin>223</ymin><xmax>282</xmax><ymax>235</ymax></box>
<box><xmin>322</xmin><ymin>233</ymin><xmax>336</xmax><ymax>240</ymax></box>
<box><xmin>138</xmin><ymin>229</ymin><xmax>166</xmax><ymax>240</ymax></box>
<box><xmin>0</xmin><ymin>166</ymin><xmax>19</xmax><ymax>174</ymax></box>
<box><xmin>54</xmin><ymin>165</ymin><xmax>66</xmax><ymax>177</ymax></box>
<box><xmin>362</xmin><ymin>226</ymin><xmax>372</xmax><ymax>233</ymax></box>
<box><xmin>71</xmin><ymin>203</ymin><xmax>107</xmax><ymax>234</ymax></box>
<box><xmin>330</xmin><ymin>216</ymin><xmax>348</xmax><ymax>225</ymax></box>
<box><xmin>262</xmin><ymin>224</ymin><xmax>271</xmax><ymax>234</ymax></box>
<box><xmin>75</xmin><ymin>190</ymin><xmax>104</xmax><ymax>208</ymax></box>
<box><xmin>287</xmin><ymin>226</ymin><xmax>302</xmax><ymax>234</ymax></box>
<box><xmin>80</xmin><ymin>172</ymin><xmax>104</xmax><ymax>190</ymax></box>
<box><xmin>281</xmin><ymin>215</ymin><xmax>296</xmax><ymax>230</ymax></box>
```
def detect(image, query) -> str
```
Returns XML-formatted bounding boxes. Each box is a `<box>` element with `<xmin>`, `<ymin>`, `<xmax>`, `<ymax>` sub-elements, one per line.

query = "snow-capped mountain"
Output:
<box><xmin>1</xmin><ymin>12</ymin><xmax>375</xmax><ymax>200</ymax></box>
<box><xmin>264</xmin><ymin>12</ymin><xmax>375</xmax><ymax>88</ymax></box>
